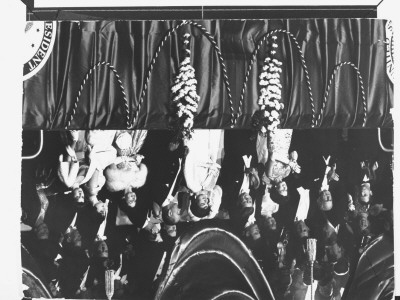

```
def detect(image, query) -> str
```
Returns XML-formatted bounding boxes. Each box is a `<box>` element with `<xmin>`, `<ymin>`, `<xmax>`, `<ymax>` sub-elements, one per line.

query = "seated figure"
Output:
<box><xmin>104</xmin><ymin>130</ymin><xmax>148</xmax><ymax>192</ymax></box>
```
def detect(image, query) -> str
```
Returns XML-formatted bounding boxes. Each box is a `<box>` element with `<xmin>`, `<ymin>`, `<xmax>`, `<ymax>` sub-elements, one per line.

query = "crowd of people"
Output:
<box><xmin>20</xmin><ymin>128</ymin><xmax>394</xmax><ymax>299</ymax></box>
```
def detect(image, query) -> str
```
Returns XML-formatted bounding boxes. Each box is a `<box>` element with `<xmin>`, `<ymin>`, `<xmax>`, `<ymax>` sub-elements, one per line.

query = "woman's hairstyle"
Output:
<box><xmin>190</xmin><ymin>201</ymin><xmax>211</xmax><ymax>218</ymax></box>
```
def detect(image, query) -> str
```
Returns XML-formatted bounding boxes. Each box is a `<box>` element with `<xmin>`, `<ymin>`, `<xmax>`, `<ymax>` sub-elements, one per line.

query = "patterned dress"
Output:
<box><xmin>257</xmin><ymin>129</ymin><xmax>293</xmax><ymax>183</ymax></box>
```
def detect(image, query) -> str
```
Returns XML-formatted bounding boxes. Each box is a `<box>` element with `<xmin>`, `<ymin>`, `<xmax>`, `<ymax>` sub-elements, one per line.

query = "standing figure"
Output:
<box><xmin>183</xmin><ymin>129</ymin><xmax>224</xmax><ymax>221</ymax></box>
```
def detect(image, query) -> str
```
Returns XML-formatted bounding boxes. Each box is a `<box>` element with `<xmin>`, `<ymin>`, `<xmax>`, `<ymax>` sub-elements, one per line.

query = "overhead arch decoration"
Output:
<box><xmin>139</xmin><ymin>20</ymin><xmax>233</xmax><ymax>128</ymax></box>
<box><xmin>22</xmin><ymin>19</ymin><xmax>393</xmax><ymax>130</ymax></box>
<box><xmin>65</xmin><ymin>61</ymin><xmax>132</xmax><ymax>129</ymax></box>
<box><xmin>318</xmin><ymin>62</ymin><xmax>367</xmax><ymax>128</ymax></box>
<box><xmin>241</xmin><ymin>28</ymin><xmax>316</xmax><ymax>128</ymax></box>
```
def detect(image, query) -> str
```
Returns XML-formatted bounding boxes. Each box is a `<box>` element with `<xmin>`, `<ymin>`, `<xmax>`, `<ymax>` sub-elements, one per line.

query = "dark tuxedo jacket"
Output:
<box><xmin>219</xmin><ymin>130</ymin><xmax>258</xmax><ymax>215</ymax></box>
<box><xmin>44</xmin><ymin>193</ymin><xmax>78</xmax><ymax>239</ymax></box>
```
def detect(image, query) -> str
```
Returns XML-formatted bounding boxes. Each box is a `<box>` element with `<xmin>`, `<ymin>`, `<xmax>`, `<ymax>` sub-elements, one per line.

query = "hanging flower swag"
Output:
<box><xmin>170</xmin><ymin>33</ymin><xmax>200</xmax><ymax>145</ymax></box>
<box><xmin>252</xmin><ymin>35</ymin><xmax>284</xmax><ymax>137</ymax></box>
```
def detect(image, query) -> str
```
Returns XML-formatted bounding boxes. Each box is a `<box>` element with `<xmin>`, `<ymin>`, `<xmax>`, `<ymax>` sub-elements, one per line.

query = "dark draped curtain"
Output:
<box><xmin>22</xmin><ymin>19</ymin><xmax>393</xmax><ymax>130</ymax></box>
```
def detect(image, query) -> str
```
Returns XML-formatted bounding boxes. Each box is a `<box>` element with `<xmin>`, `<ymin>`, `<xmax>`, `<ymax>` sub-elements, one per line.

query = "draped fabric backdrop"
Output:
<box><xmin>22</xmin><ymin>19</ymin><xmax>393</xmax><ymax>130</ymax></box>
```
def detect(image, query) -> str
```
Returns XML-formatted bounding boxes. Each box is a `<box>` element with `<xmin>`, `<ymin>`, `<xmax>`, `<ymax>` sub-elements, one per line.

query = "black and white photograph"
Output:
<box><xmin>20</xmin><ymin>128</ymin><xmax>394</xmax><ymax>299</ymax></box>
<box><xmin>6</xmin><ymin>14</ymin><xmax>397</xmax><ymax>300</ymax></box>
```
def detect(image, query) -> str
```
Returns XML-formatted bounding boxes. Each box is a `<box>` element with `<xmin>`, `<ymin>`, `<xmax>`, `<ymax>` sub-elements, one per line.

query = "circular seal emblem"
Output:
<box><xmin>385</xmin><ymin>20</ymin><xmax>394</xmax><ymax>84</ymax></box>
<box><xmin>23</xmin><ymin>21</ymin><xmax>57</xmax><ymax>81</ymax></box>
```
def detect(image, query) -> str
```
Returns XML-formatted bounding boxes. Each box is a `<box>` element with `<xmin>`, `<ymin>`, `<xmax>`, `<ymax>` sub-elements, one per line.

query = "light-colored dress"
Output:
<box><xmin>183</xmin><ymin>129</ymin><xmax>224</xmax><ymax>221</ymax></box>
<box><xmin>184</xmin><ymin>129</ymin><xmax>224</xmax><ymax>193</ymax></box>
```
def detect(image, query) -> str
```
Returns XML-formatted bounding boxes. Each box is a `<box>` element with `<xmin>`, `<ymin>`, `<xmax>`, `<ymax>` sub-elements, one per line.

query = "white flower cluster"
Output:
<box><xmin>257</xmin><ymin>41</ymin><xmax>284</xmax><ymax>133</ymax></box>
<box><xmin>171</xmin><ymin>44</ymin><xmax>200</xmax><ymax>133</ymax></box>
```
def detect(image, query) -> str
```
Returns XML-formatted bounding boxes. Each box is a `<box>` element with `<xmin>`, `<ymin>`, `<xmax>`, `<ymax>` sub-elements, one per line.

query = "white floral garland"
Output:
<box><xmin>171</xmin><ymin>33</ymin><xmax>200</xmax><ymax>138</ymax></box>
<box><xmin>257</xmin><ymin>35</ymin><xmax>284</xmax><ymax>135</ymax></box>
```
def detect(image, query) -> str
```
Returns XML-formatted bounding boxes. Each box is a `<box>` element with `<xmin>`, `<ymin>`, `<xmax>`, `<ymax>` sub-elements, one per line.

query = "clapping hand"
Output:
<box><xmin>327</xmin><ymin>164</ymin><xmax>339</xmax><ymax>182</ymax></box>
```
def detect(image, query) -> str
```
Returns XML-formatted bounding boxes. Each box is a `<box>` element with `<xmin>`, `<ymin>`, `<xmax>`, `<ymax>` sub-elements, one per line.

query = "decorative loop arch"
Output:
<box><xmin>66</xmin><ymin>61</ymin><xmax>131</xmax><ymax>129</ymax></box>
<box><xmin>239</xmin><ymin>29</ymin><xmax>316</xmax><ymax>128</ymax></box>
<box><xmin>138</xmin><ymin>20</ymin><xmax>234</xmax><ymax>128</ymax></box>
<box><xmin>318</xmin><ymin>62</ymin><xmax>367</xmax><ymax>127</ymax></box>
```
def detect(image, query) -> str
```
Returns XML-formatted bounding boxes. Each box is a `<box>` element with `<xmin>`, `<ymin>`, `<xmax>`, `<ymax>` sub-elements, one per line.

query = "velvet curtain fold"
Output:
<box><xmin>22</xmin><ymin>19</ymin><xmax>393</xmax><ymax>129</ymax></box>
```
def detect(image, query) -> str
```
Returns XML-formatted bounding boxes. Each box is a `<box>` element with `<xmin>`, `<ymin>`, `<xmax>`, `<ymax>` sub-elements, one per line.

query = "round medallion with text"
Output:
<box><xmin>385</xmin><ymin>20</ymin><xmax>394</xmax><ymax>84</ymax></box>
<box><xmin>23</xmin><ymin>21</ymin><xmax>57</xmax><ymax>81</ymax></box>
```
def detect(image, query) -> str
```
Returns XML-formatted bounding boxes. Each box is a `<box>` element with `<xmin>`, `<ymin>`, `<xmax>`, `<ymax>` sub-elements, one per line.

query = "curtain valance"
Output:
<box><xmin>22</xmin><ymin>19</ymin><xmax>393</xmax><ymax>129</ymax></box>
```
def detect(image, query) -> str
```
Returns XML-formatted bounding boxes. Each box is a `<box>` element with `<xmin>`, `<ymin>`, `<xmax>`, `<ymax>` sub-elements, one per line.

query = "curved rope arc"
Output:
<box><xmin>318</xmin><ymin>62</ymin><xmax>367</xmax><ymax>127</ymax></box>
<box><xmin>239</xmin><ymin>29</ymin><xmax>316</xmax><ymax>127</ymax></box>
<box><xmin>138</xmin><ymin>20</ymin><xmax>234</xmax><ymax>128</ymax></box>
<box><xmin>158</xmin><ymin>250</ymin><xmax>260</xmax><ymax>300</ymax></box>
<box><xmin>66</xmin><ymin>61</ymin><xmax>130</xmax><ymax>129</ymax></box>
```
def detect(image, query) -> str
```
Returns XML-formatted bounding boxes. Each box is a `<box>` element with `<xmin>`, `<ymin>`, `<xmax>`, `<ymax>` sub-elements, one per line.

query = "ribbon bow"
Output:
<box><xmin>320</xmin><ymin>156</ymin><xmax>331</xmax><ymax>191</ymax></box>
<box><xmin>240</xmin><ymin>155</ymin><xmax>252</xmax><ymax>195</ymax></box>
<box><xmin>243</xmin><ymin>155</ymin><xmax>252</xmax><ymax>169</ymax></box>
<box><xmin>362</xmin><ymin>174</ymin><xmax>370</xmax><ymax>184</ymax></box>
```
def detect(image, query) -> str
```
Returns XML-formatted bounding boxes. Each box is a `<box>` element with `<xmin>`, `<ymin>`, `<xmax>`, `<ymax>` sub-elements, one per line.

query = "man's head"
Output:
<box><xmin>64</xmin><ymin>228</ymin><xmax>82</xmax><ymax>248</ymax></box>
<box><xmin>72</xmin><ymin>187</ymin><xmax>85</xmax><ymax>204</ymax></box>
<box><xmin>244</xmin><ymin>223</ymin><xmax>261</xmax><ymax>241</ymax></box>
<box><xmin>94</xmin><ymin>240</ymin><xmax>109</xmax><ymax>258</ymax></box>
<box><xmin>94</xmin><ymin>201</ymin><xmax>107</xmax><ymax>221</ymax></box>
<box><xmin>238</xmin><ymin>192</ymin><xmax>253</xmax><ymax>208</ymax></box>
<box><xmin>143</xmin><ymin>223</ymin><xmax>162</xmax><ymax>242</ymax></box>
<box><xmin>358</xmin><ymin>183</ymin><xmax>372</xmax><ymax>204</ymax></box>
<box><xmin>162</xmin><ymin>202</ymin><xmax>181</xmax><ymax>225</ymax></box>
<box><xmin>325</xmin><ymin>242</ymin><xmax>343</xmax><ymax>262</ymax></box>
<box><xmin>124</xmin><ymin>191</ymin><xmax>137</xmax><ymax>208</ymax></box>
<box><xmin>35</xmin><ymin>222</ymin><xmax>49</xmax><ymax>240</ymax></box>
<box><xmin>294</xmin><ymin>220</ymin><xmax>310</xmax><ymax>239</ymax></box>
<box><xmin>164</xmin><ymin>224</ymin><xmax>177</xmax><ymax>238</ymax></box>
<box><xmin>261</xmin><ymin>216</ymin><xmax>277</xmax><ymax>232</ymax></box>
<box><xmin>317</xmin><ymin>190</ymin><xmax>333</xmax><ymax>211</ymax></box>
